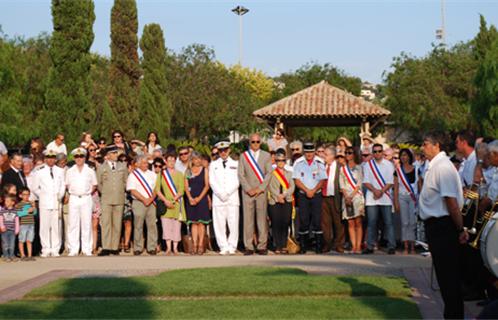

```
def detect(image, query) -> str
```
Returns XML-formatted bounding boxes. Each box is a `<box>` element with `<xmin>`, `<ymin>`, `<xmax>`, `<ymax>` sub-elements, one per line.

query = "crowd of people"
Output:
<box><xmin>1</xmin><ymin>128</ymin><xmax>498</xmax><ymax>316</ymax></box>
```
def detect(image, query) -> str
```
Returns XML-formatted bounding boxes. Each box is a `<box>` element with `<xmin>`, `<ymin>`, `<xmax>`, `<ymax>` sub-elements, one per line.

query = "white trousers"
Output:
<box><xmin>39</xmin><ymin>208</ymin><xmax>61</xmax><ymax>256</ymax></box>
<box><xmin>68</xmin><ymin>195</ymin><xmax>93</xmax><ymax>255</ymax></box>
<box><xmin>213</xmin><ymin>205</ymin><xmax>239</xmax><ymax>252</ymax></box>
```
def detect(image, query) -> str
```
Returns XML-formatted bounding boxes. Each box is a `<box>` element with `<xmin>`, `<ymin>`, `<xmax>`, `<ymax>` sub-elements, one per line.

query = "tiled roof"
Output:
<box><xmin>253</xmin><ymin>80</ymin><xmax>390</xmax><ymax>119</ymax></box>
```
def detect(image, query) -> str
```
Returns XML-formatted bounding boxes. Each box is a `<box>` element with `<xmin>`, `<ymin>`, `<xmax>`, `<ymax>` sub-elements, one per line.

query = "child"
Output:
<box><xmin>0</xmin><ymin>195</ymin><xmax>20</xmax><ymax>262</ymax></box>
<box><xmin>16</xmin><ymin>188</ymin><xmax>37</xmax><ymax>261</ymax></box>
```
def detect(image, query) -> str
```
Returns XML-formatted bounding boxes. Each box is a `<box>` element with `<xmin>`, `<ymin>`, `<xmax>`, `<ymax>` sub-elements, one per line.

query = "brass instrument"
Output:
<box><xmin>462</xmin><ymin>183</ymin><xmax>479</xmax><ymax>217</ymax></box>
<box><xmin>469</xmin><ymin>201</ymin><xmax>498</xmax><ymax>249</ymax></box>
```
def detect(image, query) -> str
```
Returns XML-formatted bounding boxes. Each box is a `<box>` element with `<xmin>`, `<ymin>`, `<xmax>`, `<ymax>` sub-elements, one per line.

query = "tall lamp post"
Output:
<box><xmin>232</xmin><ymin>5</ymin><xmax>249</xmax><ymax>65</ymax></box>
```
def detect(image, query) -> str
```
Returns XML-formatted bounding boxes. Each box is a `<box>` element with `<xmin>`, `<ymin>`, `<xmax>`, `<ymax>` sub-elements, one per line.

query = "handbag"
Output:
<box><xmin>181</xmin><ymin>224</ymin><xmax>194</xmax><ymax>254</ymax></box>
<box><xmin>286</xmin><ymin>213</ymin><xmax>300</xmax><ymax>254</ymax></box>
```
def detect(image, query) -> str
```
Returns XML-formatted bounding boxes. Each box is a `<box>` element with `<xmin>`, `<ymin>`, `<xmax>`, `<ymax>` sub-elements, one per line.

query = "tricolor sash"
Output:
<box><xmin>342</xmin><ymin>165</ymin><xmax>362</xmax><ymax>195</ymax></box>
<box><xmin>368</xmin><ymin>159</ymin><xmax>392</xmax><ymax>200</ymax></box>
<box><xmin>161</xmin><ymin>169</ymin><xmax>184</xmax><ymax>219</ymax></box>
<box><xmin>132</xmin><ymin>169</ymin><xmax>156</xmax><ymax>207</ymax></box>
<box><xmin>273</xmin><ymin>168</ymin><xmax>296</xmax><ymax>219</ymax></box>
<box><xmin>243</xmin><ymin>150</ymin><xmax>265</xmax><ymax>184</ymax></box>
<box><xmin>396</xmin><ymin>166</ymin><xmax>417</xmax><ymax>204</ymax></box>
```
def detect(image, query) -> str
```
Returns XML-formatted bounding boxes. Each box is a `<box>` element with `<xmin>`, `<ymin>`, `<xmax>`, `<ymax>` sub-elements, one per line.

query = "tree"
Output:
<box><xmin>109</xmin><ymin>0</ymin><xmax>141</xmax><ymax>138</ymax></box>
<box><xmin>138</xmin><ymin>23</ymin><xmax>172</xmax><ymax>139</ymax></box>
<box><xmin>43</xmin><ymin>0</ymin><xmax>95</xmax><ymax>147</ymax></box>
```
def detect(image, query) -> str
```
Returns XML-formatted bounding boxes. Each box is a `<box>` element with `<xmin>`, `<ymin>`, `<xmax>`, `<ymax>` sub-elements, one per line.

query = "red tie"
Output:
<box><xmin>322</xmin><ymin>164</ymin><xmax>330</xmax><ymax>196</ymax></box>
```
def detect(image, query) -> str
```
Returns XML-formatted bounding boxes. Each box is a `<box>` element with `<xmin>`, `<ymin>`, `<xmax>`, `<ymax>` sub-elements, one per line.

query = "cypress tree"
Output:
<box><xmin>138</xmin><ymin>23</ymin><xmax>172</xmax><ymax>139</ymax></box>
<box><xmin>44</xmin><ymin>0</ymin><xmax>95</xmax><ymax>146</ymax></box>
<box><xmin>109</xmin><ymin>0</ymin><xmax>141</xmax><ymax>138</ymax></box>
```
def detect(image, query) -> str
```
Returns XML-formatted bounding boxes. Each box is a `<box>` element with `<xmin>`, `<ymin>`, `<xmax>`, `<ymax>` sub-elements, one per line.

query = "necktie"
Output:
<box><xmin>111</xmin><ymin>162</ymin><xmax>115</xmax><ymax>171</ymax></box>
<box><xmin>322</xmin><ymin>164</ymin><xmax>330</xmax><ymax>196</ymax></box>
<box><xmin>222</xmin><ymin>160</ymin><xmax>227</xmax><ymax>168</ymax></box>
<box><xmin>18</xmin><ymin>171</ymin><xmax>26</xmax><ymax>186</ymax></box>
<box><xmin>50</xmin><ymin>167</ymin><xmax>54</xmax><ymax>179</ymax></box>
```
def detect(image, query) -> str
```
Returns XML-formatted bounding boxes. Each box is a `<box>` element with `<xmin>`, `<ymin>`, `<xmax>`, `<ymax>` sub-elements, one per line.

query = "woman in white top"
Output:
<box><xmin>146</xmin><ymin>132</ymin><xmax>162</xmax><ymax>156</ymax></box>
<box><xmin>267</xmin><ymin>128</ymin><xmax>288</xmax><ymax>152</ymax></box>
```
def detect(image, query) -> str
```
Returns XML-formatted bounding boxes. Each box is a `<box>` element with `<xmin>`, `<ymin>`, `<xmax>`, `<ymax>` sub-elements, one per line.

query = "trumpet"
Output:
<box><xmin>469</xmin><ymin>201</ymin><xmax>498</xmax><ymax>249</ymax></box>
<box><xmin>462</xmin><ymin>183</ymin><xmax>479</xmax><ymax>217</ymax></box>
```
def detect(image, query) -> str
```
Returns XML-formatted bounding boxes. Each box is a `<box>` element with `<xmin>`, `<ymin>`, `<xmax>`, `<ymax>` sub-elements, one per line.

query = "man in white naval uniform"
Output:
<box><xmin>31</xmin><ymin>150</ymin><xmax>66</xmax><ymax>257</ymax></box>
<box><xmin>209</xmin><ymin>141</ymin><xmax>240</xmax><ymax>255</ymax></box>
<box><xmin>65</xmin><ymin>148</ymin><xmax>98</xmax><ymax>256</ymax></box>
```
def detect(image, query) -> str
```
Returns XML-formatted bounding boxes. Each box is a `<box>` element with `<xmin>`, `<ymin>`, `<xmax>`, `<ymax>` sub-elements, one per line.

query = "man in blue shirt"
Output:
<box><xmin>293</xmin><ymin>142</ymin><xmax>327</xmax><ymax>253</ymax></box>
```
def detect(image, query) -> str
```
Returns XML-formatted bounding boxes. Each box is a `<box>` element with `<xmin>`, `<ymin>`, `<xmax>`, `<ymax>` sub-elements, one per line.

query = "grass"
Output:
<box><xmin>0</xmin><ymin>267</ymin><xmax>421</xmax><ymax>319</ymax></box>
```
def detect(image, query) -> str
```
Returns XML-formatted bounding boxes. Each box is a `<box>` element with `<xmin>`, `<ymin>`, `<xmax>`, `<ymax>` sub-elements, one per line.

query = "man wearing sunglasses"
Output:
<box><xmin>363</xmin><ymin>143</ymin><xmax>396</xmax><ymax>254</ymax></box>
<box><xmin>238</xmin><ymin>133</ymin><xmax>272</xmax><ymax>255</ymax></box>
<box><xmin>46</xmin><ymin>133</ymin><xmax>67</xmax><ymax>156</ymax></box>
<box><xmin>65</xmin><ymin>148</ymin><xmax>97</xmax><ymax>257</ymax></box>
<box><xmin>175</xmin><ymin>146</ymin><xmax>190</xmax><ymax>174</ymax></box>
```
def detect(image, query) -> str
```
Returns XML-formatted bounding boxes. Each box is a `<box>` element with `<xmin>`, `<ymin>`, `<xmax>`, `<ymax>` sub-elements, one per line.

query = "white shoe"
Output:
<box><xmin>40</xmin><ymin>253</ymin><xmax>49</xmax><ymax>258</ymax></box>
<box><xmin>52</xmin><ymin>253</ymin><xmax>60</xmax><ymax>257</ymax></box>
<box><xmin>220</xmin><ymin>250</ymin><xmax>229</xmax><ymax>256</ymax></box>
<box><xmin>83</xmin><ymin>252</ymin><xmax>92</xmax><ymax>257</ymax></box>
<box><xmin>229</xmin><ymin>250</ymin><xmax>236</xmax><ymax>255</ymax></box>
<box><xmin>68</xmin><ymin>253</ymin><xmax>78</xmax><ymax>257</ymax></box>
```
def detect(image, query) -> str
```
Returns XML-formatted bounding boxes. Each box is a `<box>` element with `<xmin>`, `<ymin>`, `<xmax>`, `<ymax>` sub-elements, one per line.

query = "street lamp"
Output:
<box><xmin>231</xmin><ymin>5</ymin><xmax>249</xmax><ymax>65</ymax></box>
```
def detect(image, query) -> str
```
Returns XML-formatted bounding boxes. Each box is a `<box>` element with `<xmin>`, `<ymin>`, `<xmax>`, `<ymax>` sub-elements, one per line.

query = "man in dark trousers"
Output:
<box><xmin>0</xmin><ymin>153</ymin><xmax>27</xmax><ymax>192</ymax></box>
<box><xmin>419</xmin><ymin>131</ymin><xmax>467</xmax><ymax>319</ymax></box>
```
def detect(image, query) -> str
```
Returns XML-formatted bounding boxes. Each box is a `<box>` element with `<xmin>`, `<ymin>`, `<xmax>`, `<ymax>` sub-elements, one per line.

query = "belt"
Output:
<box><xmin>423</xmin><ymin>215</ymin><xmax>450</xmax><ymax>224</ymax></box>
<box><xmin>323</xmin><ymin>195</ymin><xmax>335</xmax><ymax>198</ymax></box>
<box><xmin>69</xmin><ymin>194</ymin><xmax>91</xmax><ymax>198</ymax></box>
<box><xmin>299</xmin><ymin>190</ymin><xmax>322</xmax><ymax>196</ymax></box>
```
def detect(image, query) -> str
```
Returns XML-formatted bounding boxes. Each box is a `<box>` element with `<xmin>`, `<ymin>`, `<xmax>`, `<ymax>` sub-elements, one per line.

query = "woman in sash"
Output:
<box><xmin>155</xmin><ymin>150</ymin><xmax>185</xmax><ymax>255</ymax></box>
<box><xmin>267</xmin><ymin>150</ymin><xmax>295</xmax><ymax>254</ymax></box>
<box><xmin>339</xmin><ymin>146</ymin><xmax>365</xmax><ymax>254</ymax></box>
<box><xmin>393</xmin><ymin>148</ymin><xmax>418</xmax><ymax>254</ymax></box>
<box><xmin>185</xmin><ymin>151</ymin><xmax>211</xmax><ymax>255</ymax></box>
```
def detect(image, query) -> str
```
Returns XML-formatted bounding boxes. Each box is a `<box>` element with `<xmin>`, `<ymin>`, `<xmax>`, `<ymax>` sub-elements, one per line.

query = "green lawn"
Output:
<box><xmin>0</xmin><ymin>267</ymin><xmax>421</xmax><ymax>319</ymax></box>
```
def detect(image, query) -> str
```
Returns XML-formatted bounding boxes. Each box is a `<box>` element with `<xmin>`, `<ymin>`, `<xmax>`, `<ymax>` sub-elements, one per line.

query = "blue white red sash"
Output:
<box><xmin>161</xmin><ymin>169</ymin><xmax>184</xmax><ymax>217</ymax></box>
<box><xmin>132</xmin><ymin>169</ymin><xmax>156</xmax><ymax>207</ymax></box>
<box><xmin>396</xmin><ymin>166</ymin><xmax>417</xmax><ymax>204</ymax></box>
<box><xmin>342</xmin><ymin>165</ymin><xmax>362</xmax><ymax>195</ymax></box>
<box><xmin>243</xmin><ymin>150</ymin><xmax>264</xmax><ymax>184</ymax></box>
<box><xmin>368</xmin><ymin>159</ymin><xmax>392</xmax><ymax>200</ymax></box>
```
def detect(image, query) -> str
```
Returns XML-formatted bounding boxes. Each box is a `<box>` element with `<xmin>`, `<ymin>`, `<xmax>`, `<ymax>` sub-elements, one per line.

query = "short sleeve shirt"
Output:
<box><xmin>126</xmin><ymin>169</ymin><xmax>157</xmax><ymax>199</ymax></box>
<box><xmin>363</xmin><ymin>159</ymin><xmax>395</xmax><ymax>206</ymax></box>
<box><xmin>65</xmin><ymin>164</ymin><xmax>97</xmax><ymax>196</ymax></box>
<box><xmin>292</xmin><ymin>156</ymin><xmax>327</xmax><ymax>190</ymax></box>
<box><xmin>419</xmin><ymin>152</ymin><xmax>464</xmax><ymax>220</ymax></box>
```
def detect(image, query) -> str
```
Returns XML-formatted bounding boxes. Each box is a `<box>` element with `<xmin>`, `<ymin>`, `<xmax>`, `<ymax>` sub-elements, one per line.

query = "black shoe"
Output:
<box><xmin>133</xmin><ymin>251</ymin><xmax>142</xmax><ymax>256</ymax></box>
<box><xmin>147</xmin><ymin>250</ymin><xmax>156</xmax><ymax>256</ymax></box>
<box><xmin>244</xmin><ymin>250</ymin><xmax>254</xmax><ymax>256</ymax></box>
<box><xmin>362</xmin><ymin>248</ymin><xmax>374</xmax><ymax>254</ymax></box>
<box><xmin>111</xmin><ymin>250</ymin><xmax>120</xmax><ymax>256</ymax></box>
<box><xmin>98</xmin><ymin>250</ymin><xmax>110</xmax><ymax>256</ymax></box>
<box><xmin>315</xmin><ymin>234</ymin><xmax>323</xmax><ymax>254</ymax></box>
<box><xmin>388</xmin><ymin>248</ymin><xmax>396</xmax><ymax>255</ymax></box>
<box><xmin>257</xmin><ymin>249</ymin><xmax>268</xmax><ymax>255</ymax></box>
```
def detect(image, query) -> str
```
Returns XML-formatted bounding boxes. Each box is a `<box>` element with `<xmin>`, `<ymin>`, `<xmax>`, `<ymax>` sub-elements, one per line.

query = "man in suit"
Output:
<box><xmin>0</xmin><ymin>153</ymin><xmax>27</xmax><ymax>192</ymax></box>
<box><xmin>96</xmin><ymin>145</ymin><xmax>128</xmax><ymax>256</ymax></box>
<box><xmin>321</xmin><ymin>146</ymin><xmax>343</xmax><ymax>253</ymax></box>
<box><xmin>238</xmin><ymin>133</ymin><xmax>273</xmax><ymax>255</ymax></box>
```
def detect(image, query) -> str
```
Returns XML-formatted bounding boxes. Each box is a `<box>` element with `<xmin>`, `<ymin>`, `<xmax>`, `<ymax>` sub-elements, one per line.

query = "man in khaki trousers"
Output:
<box><xmin>238</xmin><ymin>133</ymin><xmax>272</xmax><ymax>255</ymax></box>
<box><xmin>97</xmin><ymin>145</ymin><xmax>128</xmax><ymax>256</ymax></box>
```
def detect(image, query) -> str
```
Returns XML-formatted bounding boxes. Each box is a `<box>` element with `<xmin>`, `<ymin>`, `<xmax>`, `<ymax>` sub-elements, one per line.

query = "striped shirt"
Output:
<box><xmin>0</xmin><ymin>208</ymin><xmax>19</xmax><ymax>231</ymax></box>
<box><xmin>16</xmin><ymin>202</ymin><xmax>37</xmax><ymax>225</ymax></box>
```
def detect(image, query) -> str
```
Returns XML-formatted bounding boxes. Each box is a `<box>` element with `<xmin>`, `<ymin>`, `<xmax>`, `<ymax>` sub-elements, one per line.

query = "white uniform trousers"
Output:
<box><xmin>213</xmin><ymin>205</ymin><xmax>239</xmax><ymax>253</ymax></box>
<box><xmin>39</xmin><ymin>208</ymin><xmax>61</xmax><ymax>256</ymax></box>
<box><xmin>68</xmin><ymin>195</ymin><xmax>93</xmax><ymax>255</ymax></box>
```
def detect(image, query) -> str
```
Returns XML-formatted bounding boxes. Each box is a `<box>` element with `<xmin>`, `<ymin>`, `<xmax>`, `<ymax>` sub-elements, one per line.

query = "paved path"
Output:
<box><xmin>0</xmin><ymin>253</ymin><xmax>484</xmax><ymax>318</ymax></box>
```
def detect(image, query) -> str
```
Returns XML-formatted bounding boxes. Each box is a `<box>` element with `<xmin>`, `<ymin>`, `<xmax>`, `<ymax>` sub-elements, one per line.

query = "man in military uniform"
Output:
<box><xmin>238</xmin><ymin>133</ymin><xmax>272</xmax><ymax>255</ymax></box>
<box><xmin>31</xmin><ymin>150</ymin><xmax>66</xmax><ymax>257</ymax></box>
<box><xmin>209</xmin><ymin>141</ymin><xmax>240</xmax><ymax>255</ymax></box>
<box><xmin>97</xmin><ymin>145</ymin><xmax>128</xmax><ymax>256</ymax></box>
<box><xmin>293</xmin><ymin>142</ymin><xmax>327</xmax><ymax>253</ymax></box>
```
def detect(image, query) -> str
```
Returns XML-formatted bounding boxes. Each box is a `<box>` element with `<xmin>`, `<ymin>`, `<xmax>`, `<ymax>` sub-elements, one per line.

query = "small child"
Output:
<box><xmin>16</xmin><ymin>188</ymin><xmax>37</xmax><ymax>261</ymax></box>
<box><xmin>0</xmin><ymin>195</ymin><xmax>20</xmax><ymax>262</ymax></box>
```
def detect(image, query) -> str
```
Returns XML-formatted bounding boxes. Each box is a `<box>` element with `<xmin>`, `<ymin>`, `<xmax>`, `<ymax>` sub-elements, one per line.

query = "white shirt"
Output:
<box><xmin>419</xmin><ymin>152</ymin><xmax>464</xmax><ymax>220</ymax></box>
<box><xmin>46</xmin><ymin>141</ymin><xmax>67</xmax><ymax>155</ymax></box>
<box><xmin>363</xmin><ymin>158</ymin><xmax>395</xmax><ymax>206</ymax></box>
<box><xmin>460</xmin><ymin>150</ymin><xmax>476</xmax><ymax>187</ymax></box>
<box><xmin>126</xmin><ymin>169</ymin><xmax>157</xmax><ymax>199</ymax></box>
<box><xmin>324</xmin><ymin>161</ymin><xmax>337</xmax><ymax>196</ymax></box>
<box><xmin>209</xmin><ymin>157</ymin><xmax>240</xmax><ymax>207</ymax></box>
<box><xmin>175</xmin><ymin>159</ymin><xmax>188</xmax><ymax>174</ymax></box>
<box><xmin>65</xmin><ymin>164</ymin><xmax>97</xmax><ymax>196</ymax></box>
<box><xmin>147</xmin><ymin>143</ymin><xmax>162</xmax><ymax>155</ymax></box>
<box><xmin>485</xmin><ymin>166</ymin><xmax>498</xmax><ymax>201</ymax></box>
<box><xmin>31</xmin><ymin>165</ymin><xmax>66</xmax><ymax>209</ymax></box>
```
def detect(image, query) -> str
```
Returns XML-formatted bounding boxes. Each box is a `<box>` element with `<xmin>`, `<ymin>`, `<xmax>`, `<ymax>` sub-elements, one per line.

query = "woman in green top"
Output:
<box><xmin>156</xmin><ymin>151</ymin><xmax>185</xmax><ymax>255</ymax></box>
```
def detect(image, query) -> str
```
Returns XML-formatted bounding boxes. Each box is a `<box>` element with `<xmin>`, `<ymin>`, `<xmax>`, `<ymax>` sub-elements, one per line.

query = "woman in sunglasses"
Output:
<box><xmin>111</xmin><ymin>130</ymin><xmax>131</xmax><ymax>155</ymax></box>
<box><xmin>339</xmin><ymin>146</ymin><xmax>365</xmax><ymax>254</ymax></box>
<box><xmin>267</xmin><ymin>128</ymin><xmax>288</xmax><ymax>152</ymax></box>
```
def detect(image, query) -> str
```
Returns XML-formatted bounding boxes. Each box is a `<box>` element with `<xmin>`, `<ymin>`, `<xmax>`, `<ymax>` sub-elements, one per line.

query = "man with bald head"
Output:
<box><xmin>238</xmin><ymin>133</ymin><xmax>273</xmax><ymax>255</ymax></box>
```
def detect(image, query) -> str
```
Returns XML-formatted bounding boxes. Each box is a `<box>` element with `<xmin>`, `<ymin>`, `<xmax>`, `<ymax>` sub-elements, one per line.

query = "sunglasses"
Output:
<box><xmin>345</xmin><ymin>151</ymin><xmax>354</xmax><ymax>155</ymax></box>
<box><xmin>74</xmin><ymin>155</ymin><xmax>85</xmax><ymax>159</ymax></box>
<box><xmin>219</xmin><ymin>148</ymin><xmax>229</xmax><ymax>153</ymax></box>
<box><xmin>291</xmin><ymin>148</ymin><xmax>300</xmax><ymax>151</ymax></box>
<box><xmin>250</xmin><ymin>141</ymin><xmax>261</xmax><ymax>144</ymax></box>
<box><xmin>361</xmin><ymin>154</ymin><xmax>370</xmax><ymax>157</ymax></box>
<box><xmin>88</xmin><ymin>149</ymin><xmax>96</xmax><ymax>152</ymax></box>
<box><xmin>211</xmin><ymin>153</ymin><xmax>219</xmax><ymax>157</ymax></box>
<box><xmin>276</xmin><ymin>159</ymin><xmax>286</xmax><ymax>162</ymax></box>
<box><xmin>98</xmin><ymin>142</ymin><xmax>106</xmax><ymax>145</ymax></box>
<box><xmin>373</xmin><ymin>150</ymin><xmax>383</xmax><ymax>154</ymax></box>
<box><xmin>336</xmin><ymin>155</ymin><xmax>344</xmax><ymax>158</ymax></box>
<box><xmin>179</xmin><ymin>152</ymin><xmax>189</xmax><ymax>156</ymax></box>
<box><xmin>153</xmin><ymin>164</ymin><xmax>162</xmax><ymax>168</ymax></box>
<box><xmin>113</xmin><ymin>135</ymin><xmax>122</xmax><ymax>138</ymax></box>
<box><xmin>393</xmin><ymin>157</ymin><xmax>399</xmax><ymax>160</ymax></box>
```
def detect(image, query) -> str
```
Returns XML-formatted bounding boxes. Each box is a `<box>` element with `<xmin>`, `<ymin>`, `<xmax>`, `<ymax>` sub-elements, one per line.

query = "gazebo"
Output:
<box><xmin>253</xmin><ymin>80</ymin><xmax>390</xmax><ymax>137</ymax></box>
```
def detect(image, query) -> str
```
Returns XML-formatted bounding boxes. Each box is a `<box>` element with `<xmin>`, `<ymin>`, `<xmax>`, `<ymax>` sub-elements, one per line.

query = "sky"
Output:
<box><xmin>1</xmin><ymin>0</ymin><xmax>497</xmax><ymax>83</ymax></box>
